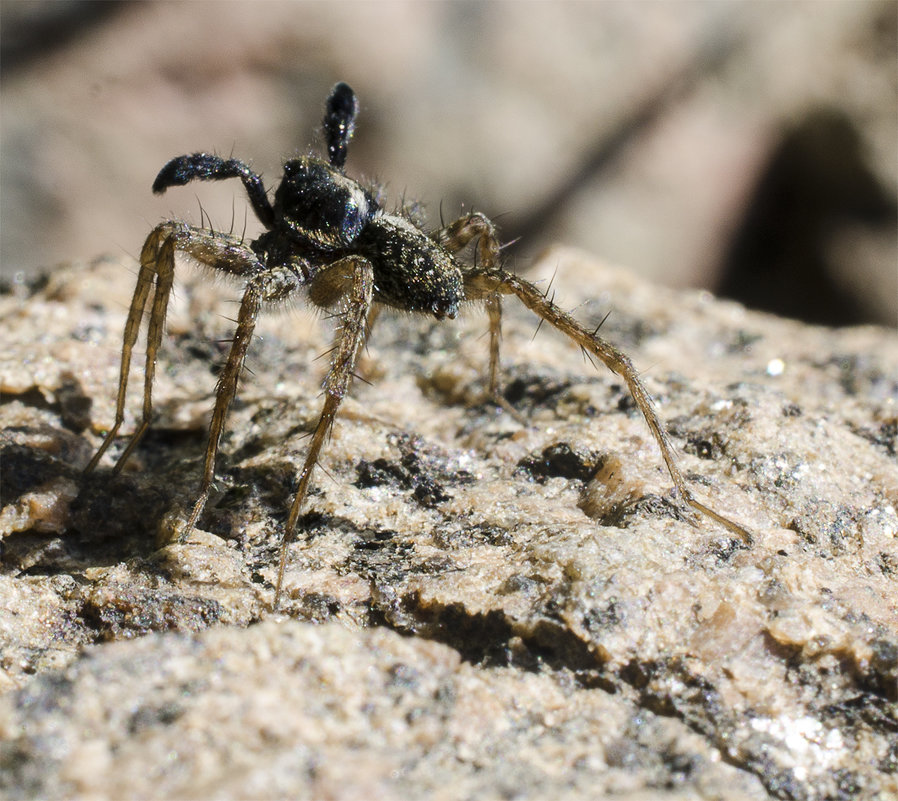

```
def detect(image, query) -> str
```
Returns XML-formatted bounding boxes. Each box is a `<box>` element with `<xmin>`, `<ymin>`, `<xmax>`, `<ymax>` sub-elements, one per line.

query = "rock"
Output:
<box><xmin>1</xmin><ymin>249</ymin><xmax>896</xmax><ymax>799</ymax></box>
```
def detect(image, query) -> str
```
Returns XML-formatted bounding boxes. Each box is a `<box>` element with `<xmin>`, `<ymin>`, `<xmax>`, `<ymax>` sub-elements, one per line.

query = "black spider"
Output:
<box><xmin>85</xmin><ymin>82</ymin><xmax>750</xmax><ymax>607</ymax></box>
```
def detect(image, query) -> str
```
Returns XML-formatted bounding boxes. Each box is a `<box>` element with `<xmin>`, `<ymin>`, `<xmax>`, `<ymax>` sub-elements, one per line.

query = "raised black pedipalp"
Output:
<box><xmin>152</xmin><ymin>153</ymin><xmax>275</xmax><ymax>229</ymax></box>
<box><xmin>323</xmin><ymin>82</ymin><xmax>359</xmax><ymax>170</ymax></box>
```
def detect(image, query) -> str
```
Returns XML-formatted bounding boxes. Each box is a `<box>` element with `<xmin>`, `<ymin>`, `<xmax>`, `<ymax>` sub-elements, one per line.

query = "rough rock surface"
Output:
<box><xmin>1</xmin><ymin>249</ymin><xmax>896</xmax><ymax>800</ymax></box>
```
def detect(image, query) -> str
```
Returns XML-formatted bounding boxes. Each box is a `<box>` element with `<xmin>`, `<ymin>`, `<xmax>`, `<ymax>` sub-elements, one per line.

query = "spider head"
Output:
<box><xmin>273</xmin><ymin>158</ymin><xmax>379</xmax><ymax>251</ymax></box>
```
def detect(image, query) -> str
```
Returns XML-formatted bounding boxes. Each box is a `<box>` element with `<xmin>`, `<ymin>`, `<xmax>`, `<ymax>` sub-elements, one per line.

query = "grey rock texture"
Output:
<box><xmin>1</xmin><ymin>249</ymin><xmax>896</xmax><ymax>800</ymax></box>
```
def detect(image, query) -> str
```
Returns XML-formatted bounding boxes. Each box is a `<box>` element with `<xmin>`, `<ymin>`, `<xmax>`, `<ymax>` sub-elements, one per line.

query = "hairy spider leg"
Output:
<box><xmin>436</xmin><ymin>214</ymin><xmax>747</xmax><ymax>539</ymax></box>
<box><xmin>432</xmin><ymin>212</ymin><xmax>523</xmax><ymax>418</ymax></box>
<box><xmin>464</xmin><ymin>268</ymin><xmax>752</xmax><ymax>545</ymax></box>
<box><xmin>85</xmin><ymin>225</ymin><xmax>176</xmax><ymax>473</ymax></box>
<box><xmin>183</xmin><ymin>263</ymin><xmax>302</xmax><ymax>533</ymax></box>
<box><xmin>85</xmin><ymin>222</ymin><xmax>272</xmax><ymax>475</ymax></box>
<box><xmin>274</xmin><ymin>256</ymin><xmax>375</xmax><ymax>607</ymax></box>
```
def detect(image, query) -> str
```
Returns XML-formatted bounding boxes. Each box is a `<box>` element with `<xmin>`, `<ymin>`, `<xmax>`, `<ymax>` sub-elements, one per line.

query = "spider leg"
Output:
<box><xmin>85</xmin><ymin>222</ymin><xmax>271</xmax><ymax>475</ymax></box>
<box><xmin>465</xmin><ymin>269</ymin><xmax>752</xmax><ymax>545</ymax></box>
<box><xmin>84</xmin><ymin>229</ymin><xmax>167</xmax><ymax>473</ymax></box>
<box><xmin>275</xmin><ymin>255</ymin><xmax>375</xmax><ymax>607</ymax></box>
<box><xmin>112</xmin><ymin>233</ymin><xmax>178</xmax><ymax>471</ymax></box>
<box><xmin>482</xmin><ymin>292</ymin><xmax>527</xmax><ymax>422</ymax></box>
<box><xmin>184</xmin><ymin>265</ymin><xmax>302</xmax><ymax>533</ymax></box>
<box><xmin>364</xmin><ymin>302</ymin><xmax>383</xmax><ymax>341</ymax></box>
<box><xmin>484</xmin><ymin>294</ymin><xmax>502</xmax><ymax>396</ymax></box>
<box><xmin>433</xmin><ymin>211</ymin><xmax>500</xmax><ymax>268</ymax></box>
<box><xmin>433</xmin><ymin>212</ymin><xmax>522</xmax><ymax>416</ymax></box>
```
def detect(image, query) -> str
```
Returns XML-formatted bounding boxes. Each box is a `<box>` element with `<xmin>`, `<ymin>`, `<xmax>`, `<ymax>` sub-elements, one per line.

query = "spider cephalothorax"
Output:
<box><xmin>86</xmin><ymin>82</ymin><xmax>751</xmax><ymax>607</ymax></box>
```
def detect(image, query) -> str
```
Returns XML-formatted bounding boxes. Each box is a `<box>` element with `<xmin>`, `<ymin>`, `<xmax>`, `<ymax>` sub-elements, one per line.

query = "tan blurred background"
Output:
<box><xmin>2</xmin><ymin>0</ymin><xmax>895</xmax><ymax>326</ymax></box>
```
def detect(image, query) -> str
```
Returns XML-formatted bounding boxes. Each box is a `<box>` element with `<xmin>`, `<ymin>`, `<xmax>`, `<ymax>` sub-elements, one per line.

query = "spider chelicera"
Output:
<box><xmin>85</xmin><ymin>82</ymin><xmax>751</xmax><ymax>607</ymax></box>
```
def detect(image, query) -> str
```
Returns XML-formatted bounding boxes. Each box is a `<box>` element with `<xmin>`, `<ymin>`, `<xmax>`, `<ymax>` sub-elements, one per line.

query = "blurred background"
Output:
<box><xmin>2</xmin><ymin>0</ymin><xmax>895</xmax><ymax>326</ymax></box>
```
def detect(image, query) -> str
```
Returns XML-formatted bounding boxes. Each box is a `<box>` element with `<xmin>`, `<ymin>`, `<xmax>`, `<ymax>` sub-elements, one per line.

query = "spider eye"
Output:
<box><xmin>275</xmin><ymin>160</ymin><xmax>375</xmax><ymax>250</ymax></box>
<box><xmin>432</xmin><ymin>298</ymin><xmax>458</xmax><ymax>320</ymax></box>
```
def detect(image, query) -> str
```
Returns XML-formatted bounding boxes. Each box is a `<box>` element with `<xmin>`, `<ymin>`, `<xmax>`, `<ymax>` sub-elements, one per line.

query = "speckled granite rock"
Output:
<box><xmin>1</xmin><ymin>250</ymin><xmax>896</xmax><ymax>800</ymax></box>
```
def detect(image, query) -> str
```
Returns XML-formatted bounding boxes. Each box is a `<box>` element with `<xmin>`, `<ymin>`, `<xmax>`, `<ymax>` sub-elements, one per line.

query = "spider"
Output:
<box><xmin>85</xmin><ymin>82</ymin><xmax>751</xmax><ymax>608</ymax></box>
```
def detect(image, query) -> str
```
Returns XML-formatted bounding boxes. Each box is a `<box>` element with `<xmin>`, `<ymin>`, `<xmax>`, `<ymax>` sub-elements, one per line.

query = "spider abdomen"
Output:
<box><xmin>358</xmin><ymin>215</ymin><xmax>464</xmax><ymax>319</ymax></box>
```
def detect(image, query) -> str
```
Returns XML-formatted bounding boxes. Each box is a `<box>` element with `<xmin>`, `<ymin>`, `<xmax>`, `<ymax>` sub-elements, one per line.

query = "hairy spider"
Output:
<box><xmin>85</xmin><ymin>82</ymin><xmax>751</xmax><ymax>607</ymax></box>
